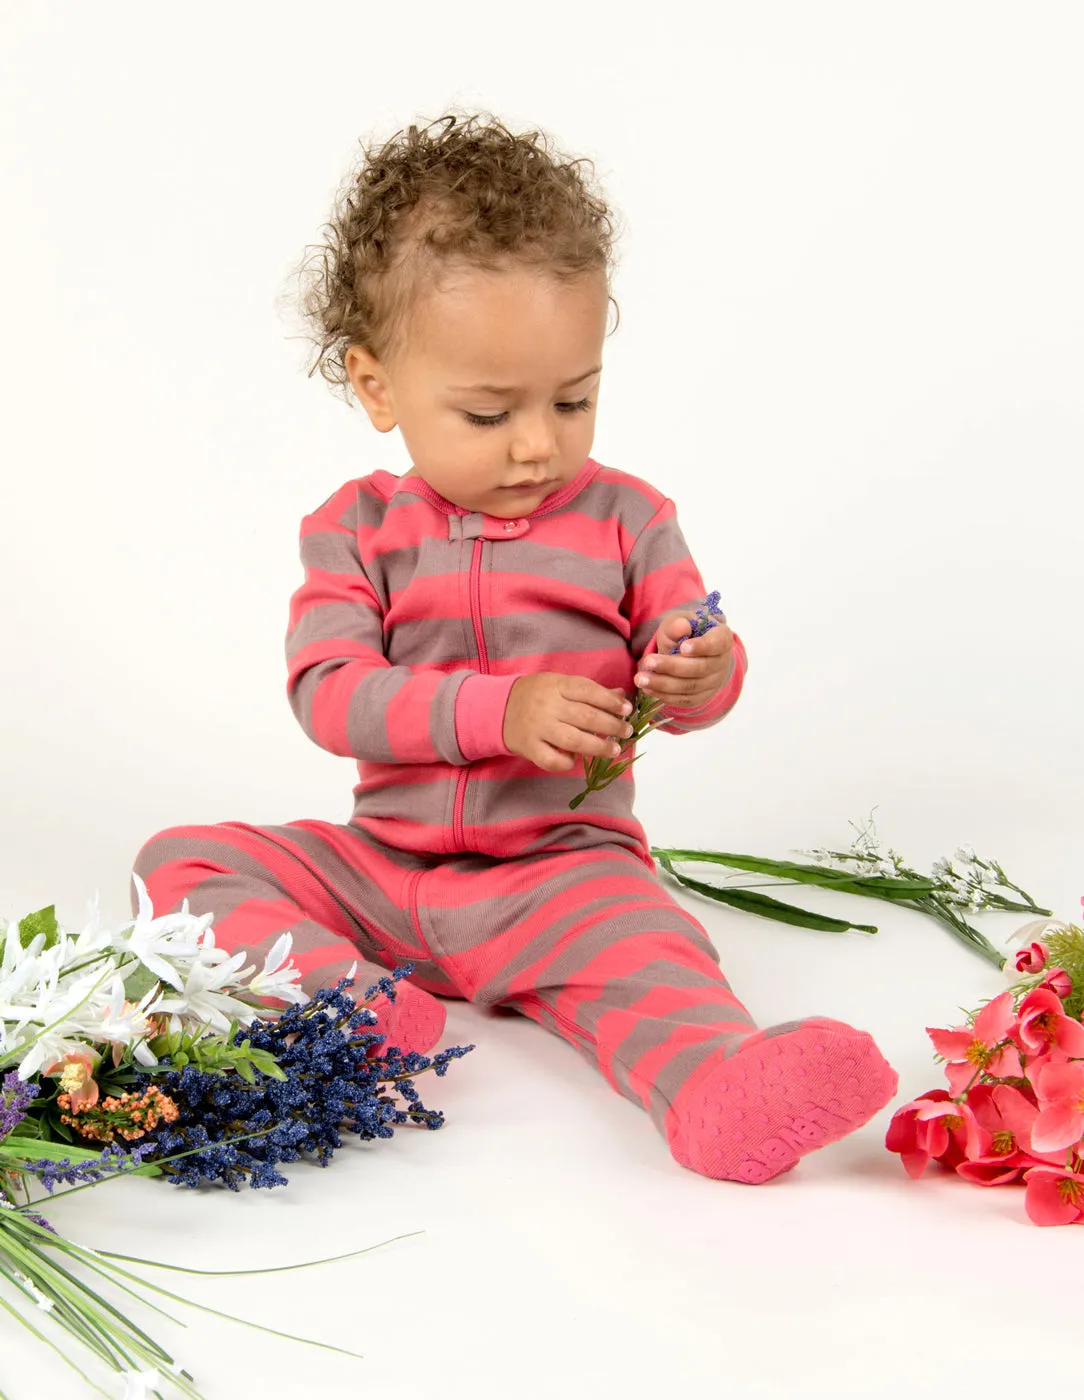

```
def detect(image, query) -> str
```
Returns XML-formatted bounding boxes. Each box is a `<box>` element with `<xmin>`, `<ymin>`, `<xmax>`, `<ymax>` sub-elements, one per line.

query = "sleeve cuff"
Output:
<box><xmin>454</xmin><ymin>672</ymin><xmax>521</xmax><ymax>760</ymax></box>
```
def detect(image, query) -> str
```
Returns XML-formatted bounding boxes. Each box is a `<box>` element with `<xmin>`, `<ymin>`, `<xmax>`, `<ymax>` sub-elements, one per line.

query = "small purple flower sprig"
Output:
<box><xmin>131</xmin><ymin>964</ymin><xmax>474</xmax><ymax>1190</ymax></box>
<box><xmin>569</xmin><ymin>591</ymin><xmax>726</xmax><ymax>810</ymax></box>
<box><xmin>1</xmin><ymin>1068</ymin><xmax>37</xmax><ymax>1140</ymax></box>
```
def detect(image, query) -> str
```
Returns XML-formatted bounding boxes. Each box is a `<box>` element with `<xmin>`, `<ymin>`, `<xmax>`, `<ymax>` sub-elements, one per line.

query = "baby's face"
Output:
<box><xmin>346</xmin><ymin>262</ymin><xmax>608</xmax><ymax>517</ymax></box>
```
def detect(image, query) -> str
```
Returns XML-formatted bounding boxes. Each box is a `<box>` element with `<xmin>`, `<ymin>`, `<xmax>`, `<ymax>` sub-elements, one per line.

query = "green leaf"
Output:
<box><xmin>6</xmin><ymin>1116</ymin><xmax>43</xmax><ymax>1139</ymax></box>
<box><xmin>49</xmin><ymin>1115</ymin><xmax>74</xmax><ymax>1143</ymax></box>
<box><xmin>656</xmin><ymin>855</ymin><xmax>879</xmax><ymax>934</ymax></box>
<box><xmin>15</xmin><ymin>906</ymin><xmax>60</xmax><ymax>949</ymax></box>
<box><xmin>120</xmin><ymin>963</ymin><xmax>161</xmax><ymax>1002</ymax></box>
<box><xmin>650</xmin><ymin>848</ymin><xmax>934</xmax><ymax>898</ymax></box>
<box><xmin>0</xmin><ymin>1138</ymin><xmax>108</xmax><ymax>1164</ymax></box>
<box><xmin>235</xmin><ymin>1060</ymin><xmax>255</xmax><ymax>1084</ymax></box>
<box><xmin>246</xmin><ymin>1047</ymin><xmax>285</xmax><ymax>1080</ymax></box>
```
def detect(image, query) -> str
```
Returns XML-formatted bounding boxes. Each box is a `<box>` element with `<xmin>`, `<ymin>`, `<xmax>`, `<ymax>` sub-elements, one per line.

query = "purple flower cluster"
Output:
<box><xmin>26</xmin><ymin>1141</ymin><xmax>158</xmax><ymax>1193</ymax></box>
<box><xmin>135</xmin><ymin>965</ymin><xmax>474</xmax><ymax>1191</ymax></box>
<box><xmin>0</xmin><ymin>1070</ymin><xmax>38</xmax><ymax>1139</ymax></box>
<box><xmin>668</xmin><ymin>590</ymin><xmax>725</xmax><ymax>653</ymax></box>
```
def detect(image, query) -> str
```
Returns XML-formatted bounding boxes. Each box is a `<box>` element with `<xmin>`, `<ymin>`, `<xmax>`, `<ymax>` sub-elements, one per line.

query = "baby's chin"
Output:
<box><xmin>482</xmin><ymin>481</ymin><xmax>564</xmax><ymax>516</ymax></box>
<box><xmin>405</xmin><ymin>467</ymin><xmax>565</xmax><ymax>516</ymax></box>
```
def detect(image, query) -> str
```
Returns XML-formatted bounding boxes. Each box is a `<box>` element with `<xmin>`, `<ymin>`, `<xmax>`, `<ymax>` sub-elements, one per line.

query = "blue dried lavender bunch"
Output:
<box><xmin>134</xmin><ymin>965</ymin><xmax>474</xmax><ymax>1190</ymax></box>
<box><xmin>569</xmin><ymin>591</ymin><xmax>727</xmax><ymax>809</ymax></box>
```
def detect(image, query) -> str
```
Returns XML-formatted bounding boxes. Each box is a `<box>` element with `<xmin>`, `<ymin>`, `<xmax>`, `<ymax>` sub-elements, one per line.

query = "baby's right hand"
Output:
<box><xmin>503</xmin><ymin>674</ymin><xmax>635</xmax><ymax>774</ymax></box>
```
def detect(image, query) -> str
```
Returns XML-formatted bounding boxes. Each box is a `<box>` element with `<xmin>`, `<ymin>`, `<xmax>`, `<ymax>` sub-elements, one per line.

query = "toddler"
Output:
<box><xmin>133</xmin><ymin>112</ymin><xmax>898</xmax><ymax>1184</ymax></box>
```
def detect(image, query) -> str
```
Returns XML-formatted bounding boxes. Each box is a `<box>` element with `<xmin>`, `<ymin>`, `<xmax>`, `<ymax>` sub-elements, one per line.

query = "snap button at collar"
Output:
<box><xmin>483</xmin><ymin>515</ymin><xmax>529</xmax><ymax>539</ymax></box>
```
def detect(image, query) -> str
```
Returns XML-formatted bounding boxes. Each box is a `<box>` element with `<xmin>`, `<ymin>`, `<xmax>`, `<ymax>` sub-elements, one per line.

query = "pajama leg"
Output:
<box><xmin>131</xmin><ymin>819</ymin><xmax>455</xmax><ymax>1055</ymax></box>
<box><xmin>412</xmin><ymin>843</ymin><xmax>897</xmax><ymax>1183</ymax></box>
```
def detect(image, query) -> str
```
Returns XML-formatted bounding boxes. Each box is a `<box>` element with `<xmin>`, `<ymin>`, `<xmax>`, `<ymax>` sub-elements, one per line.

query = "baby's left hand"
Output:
<box><xmin>634</xmin><ymin>611</ymin><xmax>735</xmax><ymax>709</ymax></box>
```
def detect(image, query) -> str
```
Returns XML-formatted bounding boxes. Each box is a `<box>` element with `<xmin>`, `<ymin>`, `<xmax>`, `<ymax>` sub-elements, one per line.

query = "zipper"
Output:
<box><xmin>453</xmin><ymin>537</ymin><xmax>489</xmax><ymax>847</ymax></box>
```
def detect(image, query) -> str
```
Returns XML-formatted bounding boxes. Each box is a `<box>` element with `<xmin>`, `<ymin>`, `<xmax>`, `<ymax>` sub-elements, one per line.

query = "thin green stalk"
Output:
<box><xmin>97</xmin><ymin>1232</ymin><xmax>423</xmax><ymax>1277</ymax></box>
<box><xmin>651</xmin><ymin>848</ymin><xmax>935</xmax><ymax>898</ymax></box>
<box><xmin>10</xmin><ymin>1125</ymin><xmax>281</xmax><ymax>1211</ymax></box>
<box><xmin>914</xmin><ymin>893</ymin><xmax>1006</xmax><ymax>970</ymax></box>
<box><xmin>651</xmin><ymin>847</ymin><xmax>1010</xmax><ymax>970</ymax></box>
<box><xmin>56</xmin><ymin>1239</ymin><xmax>365</xmax><ymax>1362</ymax></box>
<box><xmin>3</xmin><ymin>1227</ymin><xmax>204</xmax><ymax>1398</ymax></box>
<box><xmin>654</xmin><ymin>853</ymin><xmax>879</xmax><ymax>934</ymax></box>
<box><xmin>1</xmin><ymin>1227</ymin><xmax>185</xmax><ymax>1356</ymax></box>
<box><xmin>0</xmin><ymin>1290</ymin><xmax>110</xmax><ymax>1399</ymax></box>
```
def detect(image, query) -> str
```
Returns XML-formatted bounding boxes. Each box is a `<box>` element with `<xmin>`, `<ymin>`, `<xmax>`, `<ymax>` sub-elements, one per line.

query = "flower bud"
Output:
<box><xmin>1040</xmin><ymin>967</ymin><xmax>1073</xmax><ymax>1000</ymax></box>
<box><xmin>1014</xmin><ymin>942</ymin><xmax>1049</xmax><ymax>974</ymax></box>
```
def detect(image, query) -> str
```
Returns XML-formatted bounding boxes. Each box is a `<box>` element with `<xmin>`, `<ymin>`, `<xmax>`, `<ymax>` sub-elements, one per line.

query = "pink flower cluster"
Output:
<box><xmin>887</xmin><ymin>927</ymin><xmax>1084</xmax><ymax>1226</ymax></box>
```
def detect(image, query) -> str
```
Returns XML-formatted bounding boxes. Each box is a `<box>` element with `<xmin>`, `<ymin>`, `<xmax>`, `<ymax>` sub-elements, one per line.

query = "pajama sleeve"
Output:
<box><xmin>622</xmin><ymin>497</ymin><xmax>748</xmax><ymax>736</ymax></box>
<box><xmin>285</xmin><ymin>497</ymin><xmax>516</xmax><ymax>765</ymax></box>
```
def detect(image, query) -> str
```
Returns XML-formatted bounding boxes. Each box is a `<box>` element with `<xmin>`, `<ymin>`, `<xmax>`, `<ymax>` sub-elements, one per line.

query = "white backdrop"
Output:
<box><xmin>2</xmin><ymin>5</ymin><xmax>1084</xmax><ymax>1398</ymax></box>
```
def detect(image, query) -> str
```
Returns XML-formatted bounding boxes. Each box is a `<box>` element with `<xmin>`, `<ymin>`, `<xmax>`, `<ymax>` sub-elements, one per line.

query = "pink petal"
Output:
<box><xmin>1031</xmin><ymin>1104</ymin><xmax>1084</xmax><ymax>1155</ymax></box>
<box><xmin>885</xmin><ymin>1110</ymin><xmax>920</xmax><ymax>1155</ymax></box>
<box><xmin>957</xmin><ymin>1156</ymin><xmax>1027</xmax><ymax>1186</ymax></box>
<box><xmin>926</xmin><ymin>1027</ymin><xmax>972</xmax><ymax>1060</ymax></box>
<box><xmin>986</xmin><ymin>1044</ymin><xmax>1023</xmax><ymax>1080</ymax></box>
<box><xmin>1024</xmin><ymin>1170</ymin><xmax>1084</xmax><ymax>1226</ymax></box>
<box><xmin>1055</xmin><ymin>1016</ymin><xmax>1084</xmax><ymax>1056</ymax></box>
<box><xmin>900</xmin><ymin>1148</ymin><xmax>931</xmax><ymax>1180</ymax></box>
<box><xmin>913</xmin><ymin>1099</ymin><xmax>965</xmax><ymax>1122</ymax></box>
<box><xmin>973</xmin><ymin>990</ymin><xmax>1016</xmax><ymax>1045</ymax></box>
<box><xmin>990</xmin><ymin>1085</ymin><xmax>1039</xmax><ymax>1138</ymax></box>
<box><xmin>920</xmin><ymin>1119</ymin><xmax>950</xmax><ymax>1160</ymax></box>
<box><xmin>944</xmin><ymin>1063</ymin><xmax>979</xmax><ymax>1098</ymax></box>
<box><xmin>1033</xmin><ymin>1059</ymin><xmax>1084</xmax><ymax>1106</ymax></box>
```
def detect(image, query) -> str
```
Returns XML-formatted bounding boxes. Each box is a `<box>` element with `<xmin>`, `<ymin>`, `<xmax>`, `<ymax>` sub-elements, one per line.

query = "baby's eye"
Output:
<box><xmin>464</xmin><ymin>398</ymin><xmax>594</xmax><ymax>428</ymax></box>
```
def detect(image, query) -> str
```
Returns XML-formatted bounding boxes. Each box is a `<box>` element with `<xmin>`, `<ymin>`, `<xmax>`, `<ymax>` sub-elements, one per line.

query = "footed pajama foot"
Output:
<box><xmin>666</xmin><ymin>1017</ymin><xmax>899</xmax><ymax>1183</ymax></box>
<box><xmin>363</xmin><ymin>979</ymin><xmax>447</xmax><ymax>1057</ymax></box>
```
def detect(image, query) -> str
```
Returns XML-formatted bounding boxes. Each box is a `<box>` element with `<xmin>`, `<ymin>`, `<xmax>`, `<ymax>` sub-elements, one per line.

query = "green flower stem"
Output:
<box><xmin>0</xmin><ymin>1290</ymin><xmax>109</xmax><ymax>1399</ymax></box>
<box><xmin>58</xmin><ymin>1238</ymin><xmax>365</xmax><ymax>1363</ymax></box>
<box><xmin>913</xmin><ymin>893</ymin><xmax>1007</xmax><ymax>970</ymax></box>
<box><xmin>3</xmin><ymin>1224</ymin><xmax>184</xmax><ymax>1355</ymax></box>
<box><xmin>97</xmin><ymin>1232</ymin><xmax>424</xmax><ymax>1278</ymax></box>
<box><xmin>10</xmin><ymin>1125</ymin><xmax>281</xmax><ymax>1211</ymax></box>
<box><xmin>651</xmin><ymin>848</ymin><xmax>936</xmax><ymax>898</ymax></box>
<box><xmin>650</xmin><ymin>847</ymin><xmax>1010</xmax><ymax>970</ymax></box>
<box><xmin>653</xmin><ymin>853</ymin><xmax>879</xmax><ymax>934</ymax></box>
<box><xmin>570</xmin><ymin>690</ymin><xmax>667</xmax><ymax>809</ymax></box>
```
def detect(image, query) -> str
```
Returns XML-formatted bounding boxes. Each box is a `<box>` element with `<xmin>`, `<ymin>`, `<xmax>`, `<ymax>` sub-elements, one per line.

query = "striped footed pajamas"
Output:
<box><xmin>133</xmin><ymin>457</ymin><xmax>897</xmax><ymax>1182</ymax></box>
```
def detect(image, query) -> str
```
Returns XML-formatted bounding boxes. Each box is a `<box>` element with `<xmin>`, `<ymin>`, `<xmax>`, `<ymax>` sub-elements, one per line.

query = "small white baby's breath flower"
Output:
<box><xmin>121</xmin><ymin>1369</ymin><xmax>160</xmax><ymax>1400</ymax></box>
<box><xmin>14</xmin><ymin>1272</ymin><xmax>54</xmax><ymax>1312</ymax></box>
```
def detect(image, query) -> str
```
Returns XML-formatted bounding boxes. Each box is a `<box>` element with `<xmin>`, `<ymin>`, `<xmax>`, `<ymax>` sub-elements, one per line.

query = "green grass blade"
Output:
<box><xmin>0</xmin><ymin>1291</ymin><xmax>112</xmax><ymax>1399</ymax></box>
<box><xmin>656</xmin><ymin>855</ymin><xmax>879</xmax><ymax>934</ymax></box>
<box><xmin>97</xmin><ymin>1230</ymin><xmax>423</xmax><ymax>1277</ymax></box>
<box><xmin>651</xmin><ymin>847</ymin><xmax>934</xmax><ymax>898</ymax></box>
<box><xmin>59</xmin><ymin>1242</ymin><xmax>365</xmax><ymax>1363</ymax></box>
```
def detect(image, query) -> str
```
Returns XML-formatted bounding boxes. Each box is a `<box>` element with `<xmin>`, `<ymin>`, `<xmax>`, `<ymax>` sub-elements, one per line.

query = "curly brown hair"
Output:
<box><xmin>288</xmin><ymin>110</ymin><xmax>623</xmax><ymax>404</ymax></box>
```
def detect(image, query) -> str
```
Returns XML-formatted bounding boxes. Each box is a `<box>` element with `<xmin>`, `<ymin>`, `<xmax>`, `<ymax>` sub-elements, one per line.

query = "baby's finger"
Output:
<box><xmin>675</xmin><ymin>625</ymin><xmax>734</xmax><ymax>658</ymax></box>
<box><xmin>635</xmin><ymin>654</ymin><xmax>709</xmax><ymax>688</ymax></box>
<box><xmin>635</xmin><ymin>670</ymin><xmax>704</xmax><ymax>699</ymax></box>
<box><xmin>553</xmin><ymin>721</ymin><xmax>625</xmax><ymax>759</ymax></box>
<box><xmin>565</xmin><ymin>701</ymin><xmax>635</xmax><ymax>742</ymax></box>
<box><xmin>564</xmin><ymin>676</ymin><xmax>634</xmax><ymax>717</ymax></box>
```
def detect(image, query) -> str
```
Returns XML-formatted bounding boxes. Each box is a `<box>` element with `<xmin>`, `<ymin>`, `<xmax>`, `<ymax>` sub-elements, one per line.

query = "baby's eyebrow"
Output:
<box><xmin>451</xmin><ymin>365</ymin><xmax>602</xmax><ymax>395</ymax></box>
